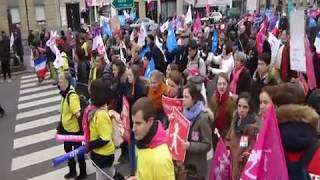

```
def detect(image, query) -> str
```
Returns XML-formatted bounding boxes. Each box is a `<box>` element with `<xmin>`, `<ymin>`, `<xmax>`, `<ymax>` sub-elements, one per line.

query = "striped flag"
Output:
<box><xmin>34</xmin><ymin>56</ymin><xmax>48</xmax><ymax>79</ymax></box>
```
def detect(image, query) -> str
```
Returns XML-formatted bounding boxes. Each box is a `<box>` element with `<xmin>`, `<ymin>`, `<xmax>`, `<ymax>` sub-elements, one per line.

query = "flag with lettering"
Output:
<box><xmin>241</xmin><ymin>106</ymin><xmax>289</xmax><ymax>180</ymax></box>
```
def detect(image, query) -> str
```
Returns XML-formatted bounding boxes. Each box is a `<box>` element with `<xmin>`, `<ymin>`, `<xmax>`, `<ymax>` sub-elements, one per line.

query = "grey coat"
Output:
<box><xmin>184</xmin><ymin>111</ymin><xmax>213</xmax><ymax>179</ymax></box>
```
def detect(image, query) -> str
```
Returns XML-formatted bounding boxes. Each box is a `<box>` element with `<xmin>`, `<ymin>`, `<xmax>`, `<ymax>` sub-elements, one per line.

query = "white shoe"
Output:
<box><xmin>7</xmin><ymin>79</ymin><xmax>12</xmax><ymax>83</ymax></box>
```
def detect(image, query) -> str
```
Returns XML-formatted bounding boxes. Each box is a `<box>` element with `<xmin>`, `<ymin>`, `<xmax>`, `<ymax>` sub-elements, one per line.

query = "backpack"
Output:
<box><xmin>286</xmin><ymin>140</ymin><xmax>320</xmax><ymax>180</ymax></box>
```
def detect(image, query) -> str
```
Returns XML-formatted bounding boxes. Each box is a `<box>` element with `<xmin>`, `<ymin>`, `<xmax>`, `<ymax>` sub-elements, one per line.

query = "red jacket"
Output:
<box><xmin>287</xmin><ymin>148</ymin><xmax>320</xmax><ymax>179</ymax></box>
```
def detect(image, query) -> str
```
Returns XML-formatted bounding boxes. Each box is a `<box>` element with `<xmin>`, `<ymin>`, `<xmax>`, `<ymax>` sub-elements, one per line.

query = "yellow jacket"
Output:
<box><xmin>89</xmin><ymin>109</ymin><xmax>115</xmax><ymax>156</ymax></box>
<box><xmin>136</xmin><ymin>122</ymin><xmax>175</xmax><ymax>180</ymax></box>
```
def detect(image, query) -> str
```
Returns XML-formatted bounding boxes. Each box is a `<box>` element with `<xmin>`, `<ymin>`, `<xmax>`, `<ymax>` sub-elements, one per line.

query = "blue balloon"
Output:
<box><xmin>52</xmin><ymin>146</ymin><xmax>87</xmax><ymax>167</ymax></box>
<box><xmin>308</xmin><ymin>18</ymin><xmax>317</xmax><ymax>29</ymax></box>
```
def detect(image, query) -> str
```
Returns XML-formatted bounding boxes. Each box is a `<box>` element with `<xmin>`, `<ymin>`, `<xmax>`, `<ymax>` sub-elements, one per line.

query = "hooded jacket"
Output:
<box><xmin>136</xmin><ymin>121</ymin><xmax>175</xmax><ymax>180</ymax></box>
<box><xmin>277</xmin><ymin>105</ymin><xmax>320</xmax><ymax>179</ymax></box>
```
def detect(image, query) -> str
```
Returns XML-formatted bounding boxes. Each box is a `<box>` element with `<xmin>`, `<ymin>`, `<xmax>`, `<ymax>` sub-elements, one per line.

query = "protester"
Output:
<box><xmin>230</xmin><ymin>51</ymin><xmax>252</xmax><ymax>96</ymax></box>
<box><xmin>183</xmin><ymin>83</ymin><xmax>213</xmax><ymax>180</ymax></box>
<box><xmin>88</xmin><ymin>79</ymin><xmax>119</xmax><ymax>180</ymax></box>
<box><xmin>147</xmin><ymin>34</ymin><xmax>167</xmax><ymax>73</ymax></box>
<box><xmin>124</xmin><ymin>65</ymin><xmax>147</xmax><ymax>175</ymax></box>
<box><xmin>147</xmin><ymin>70</ymin><xmax>167</xmax><ymax>118</ymax></box>
<box><xmin>89</xmin><ymin>54</ymin><xmax>106</xmax><ymax>85</ymax></box>
<box><xmin>209</xmin><ymin>73</ymin><xmax>236</xmax><ymax>147</ymax></box>
<box><xmin>207</xmin><ymin>41</ymin><xmax>235</xmax><ymax>78</ymax></box>
<box><xmin>251</xmin><ymin>52</ymin><xmax>281</xmax><ymax>111</ymax></box>
<box><xmin>129</xmin><ymin>97</ymin><xmax>175</xmax><ymax>180</ymax></box>
<box><xmin>165</xmin><ymin>70</ymin><xmax>184</xmax><ymax>98</ymax></box>
<box><xmin>57</xmin><ymin>40</ymin><xmax>70</xmax><ymax>74</ymax></box>
<box><xmin>184</xmin><ymin>39</ymin><xmax>206</xmax><ymax>79</ymax></box>
<box><xmin>166</xmin><ymin>63</ymin><xmax>179</xmax><ymax>79</ymax></box>
<box><xmin>227</xmin><ymin>92</ymin><xmax>259</xmax><ymax>180</ymax></box>
<box><xmin>0</xmin><ymin>31</ymin><xmax>11</xmax><ymax>83</ymax></box>
<box><xmin>75</xmin><ymin>47</ymin><xmax>90</xmax><ymax>98</ymax></box>
<box><xmin>56</xmin><ymin>72</ymin><xmax>87</xmax><ymax>179</ymax></box>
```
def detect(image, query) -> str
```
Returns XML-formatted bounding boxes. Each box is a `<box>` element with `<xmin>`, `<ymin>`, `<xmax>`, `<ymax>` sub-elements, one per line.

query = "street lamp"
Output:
<box><xmin>24</xmin><ymin>0</ymin><xmax>30</xmax><ymax>33</ymax></box>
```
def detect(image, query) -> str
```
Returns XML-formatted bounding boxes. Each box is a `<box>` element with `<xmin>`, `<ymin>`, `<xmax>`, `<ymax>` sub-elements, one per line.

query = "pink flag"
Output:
<box><xmin>241</xmin><ymin>106</ymin><xmax>289</xmax><ymax>180</ymax></box>
<box><xmin>193</xmin><ymin>13</ymin><xmax>201</xmax><ymax>35</ymax></box>
<box><xmin>256</xmin><ymin>18</ymin><xmax>268</xmax><ymax>55</ymax></box>
<box><xmin>209</xmin><ymin>138</ymin><xmax>232</xmax><ymax>180</ymax></box>
<box><xmin>305</xmin><ymin>35</ymin><xmax>317</xmax><ymax>90</ymax></box>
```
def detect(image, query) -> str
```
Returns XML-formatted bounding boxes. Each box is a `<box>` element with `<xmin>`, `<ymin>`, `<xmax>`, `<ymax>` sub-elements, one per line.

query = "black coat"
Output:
<box><xmin>149</xmin><ymin>43</ymin><xmax>167</xmax><ymax>73</ymax></box>
<box><xmin>174</xmin><ymin>45</ymin><xmax>189</xmax><ymax>72</ymax></box>
<box><xmin>230</xmin><ymin>67</ymin><xmax>252</xmax><ymax>95</ymax></box>
<box><xmin>0</xmin><ymin>36</ymin><xmax>10</xmax><ymax>61</ymax></box>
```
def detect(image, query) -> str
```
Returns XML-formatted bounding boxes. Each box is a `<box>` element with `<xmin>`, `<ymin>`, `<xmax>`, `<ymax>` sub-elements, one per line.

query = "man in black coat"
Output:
<box><xmin>0</xmin><ymin>31</ymin><xmax>11</xmax><ymax>83</ymax></box>
<box><xmin>147</xmin><ymin>34</ymin><xmax>167</xmax><ymax>73</ymax></box>
<box><xmin>174</xmin><ymin>33</ymin><xmax>189</xmax><ymax>72</ymax></box>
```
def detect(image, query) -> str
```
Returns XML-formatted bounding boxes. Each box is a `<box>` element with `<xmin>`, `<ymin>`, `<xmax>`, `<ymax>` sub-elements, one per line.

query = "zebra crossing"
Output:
<box><xmin>9</xmin><ymin>74</ymin><xmax>99</xmax><ymax>180</ymax></box>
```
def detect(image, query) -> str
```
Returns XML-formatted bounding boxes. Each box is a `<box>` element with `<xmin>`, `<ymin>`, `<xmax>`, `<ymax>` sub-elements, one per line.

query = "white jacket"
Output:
<box><xmin>207</xmin><ymin>52</ymin><xmax>234</xmax><ymax>79</ymax></box>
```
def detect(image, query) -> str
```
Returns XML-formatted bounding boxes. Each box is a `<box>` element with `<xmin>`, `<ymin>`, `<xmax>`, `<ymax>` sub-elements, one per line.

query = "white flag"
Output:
<box><xmin>92</xmin><ymin>34</ymin><xmax>106</xmax><ymax>55</ymax></box>
<box><xmin>185</xmin><ymin>6</ymin><xmax>193</xmax><ymax>25</ymax></box>
<box><xmin>137</xmin><ymin>23</ymin><xmax>147</xmax><ymax>47</ymax></box>
<box><xmin>10</xmin><ymin>33</ymin><xmax>14</xmax><ymax>50</ymax></box>
<box><xmin>160</xmin><ymin>20</ymin><xmax>169</xmax><ymax>33</ymax></box>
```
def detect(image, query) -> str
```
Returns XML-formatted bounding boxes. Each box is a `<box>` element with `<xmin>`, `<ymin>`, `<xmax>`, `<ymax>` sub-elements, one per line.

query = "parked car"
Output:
<box><xmin>130</xmin><ymin>17</ymin><xmax>158</xmax><ymax>31</ymax></box>
<box><xmin>209</xmin><ymin>12</ymin><xmax>223</xmax><ymax>22</ymax></box>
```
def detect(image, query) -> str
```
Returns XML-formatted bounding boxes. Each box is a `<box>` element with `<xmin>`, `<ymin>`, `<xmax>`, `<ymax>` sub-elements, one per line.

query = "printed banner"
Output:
<box><xmin>167</xmin><ymin>108</ymin><xmax>190</xmax><ymax>162</ymax></box>
<box><xmin>290</xmin><ymin>10</ymin><xmax>306</xmax><ymax>72</ymax></box>
<box><xmin>162</xmin><ymin>96</ymin><xmax>183</xmax><ymax>121</ymax></box>
<box><xmin>268</xmin><ymin>32</ymin><xmax>281</xmax><ymax>69</ymax></box>
<box><xmin>121</xmin><ymin>96</ymin><xmax>131</xmax><ymax>144</ymax></box>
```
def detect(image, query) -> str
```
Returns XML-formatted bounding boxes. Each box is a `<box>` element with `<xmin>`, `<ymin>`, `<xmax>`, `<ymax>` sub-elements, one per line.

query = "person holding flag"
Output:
<box><xmin>182</xmin><ymin>83</ymin><xmax>213</xmax><ymax>180</ymax></box>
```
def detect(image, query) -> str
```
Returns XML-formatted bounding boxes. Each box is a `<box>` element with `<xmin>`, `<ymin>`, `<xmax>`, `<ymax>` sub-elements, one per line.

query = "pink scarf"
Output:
<box><xmin>230</xmin><ymin>65</ymin><xmax>245</xmax><ymax>94</ymax></box>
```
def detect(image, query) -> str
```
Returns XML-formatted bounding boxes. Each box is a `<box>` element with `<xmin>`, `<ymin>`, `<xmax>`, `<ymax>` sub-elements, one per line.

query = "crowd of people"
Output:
<box><xmin>18</xmin><ymin>7</ymin><xmax>320</xmax><ymax>180</ymax></box>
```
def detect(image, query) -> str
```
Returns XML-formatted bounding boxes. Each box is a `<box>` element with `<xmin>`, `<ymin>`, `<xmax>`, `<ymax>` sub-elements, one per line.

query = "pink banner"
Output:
<box><xmin>162</xmin><ymin>96</ymin><xmax>183</xmax><ymax>121</ymax></box>
<box><xmin>209</xmin><ymin>138</ymin><xmax>232</xmax><ymax>180</ymax></box>
<box><xmin>82</xmin><ymin>104</ymin><xmax>97</xmax><ymax>145</ymax></box>
<box><xmin>241</xmin><ymin>106</ymin><xmax>289</xmax><ymax>180</ymax></box>
<box><xmin>167</xmin><ymin>108</ymin><xmax>190</xmax><ymax>162</ymax></box>
<box><xmin>121</xmin><ymin>96</ymin><xmax>131</xmax><ymax>144</ymax></box>
<box><xmin>256</xmin><ymin>18</ymin><xmax>267</xmax><ymax>55</ymax></box>
<box><xmin>305</xmin><ymin>35</ymin><xmax>317</xmax><ymax>90</ymax></box>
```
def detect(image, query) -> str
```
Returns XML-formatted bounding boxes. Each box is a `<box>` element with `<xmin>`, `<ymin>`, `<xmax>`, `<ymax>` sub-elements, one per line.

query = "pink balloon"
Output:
<box><xmin>55</xmin><ymin>134</ymin><xmax>85</xmax><ymax>142</ymax></box>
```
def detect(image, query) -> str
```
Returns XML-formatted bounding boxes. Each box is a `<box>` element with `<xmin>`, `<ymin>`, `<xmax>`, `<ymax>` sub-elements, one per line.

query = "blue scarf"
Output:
<box><xmin>183</xmin><ymin>101</ymin><xmax>204</xmax><ymax>123</ymax></box>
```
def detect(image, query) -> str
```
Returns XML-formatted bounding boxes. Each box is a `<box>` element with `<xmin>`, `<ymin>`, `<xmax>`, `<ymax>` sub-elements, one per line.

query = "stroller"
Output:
<box><xmin>0</xmin><ymin>105</ymin><xmax>4</xmax><ymax>118</ymax></box>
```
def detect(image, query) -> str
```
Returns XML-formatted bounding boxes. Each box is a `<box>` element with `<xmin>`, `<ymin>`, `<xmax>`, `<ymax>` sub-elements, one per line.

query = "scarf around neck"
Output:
<box><xmin>183</xmin><ymin>101</ymin><xmax>204</xmax><ymax>123</ymax></box>
<box><xmin>214</xmin><ymin>90</ymin><xmax>229</xmax><ymax>130</ymax></box>
<box><xmin>59</xmin><ymin>83</ymin><xmax>71</xmax><ymax>98</ymax></box>
<box><xmin>136</xmin><ymin>121</ymin><xmax>158</xmax><ymax>149</ymax></box>
<box><xmin>230</xmin><ymin>65</ymin><xmax>245</xmax><ymax>94</ymax></box>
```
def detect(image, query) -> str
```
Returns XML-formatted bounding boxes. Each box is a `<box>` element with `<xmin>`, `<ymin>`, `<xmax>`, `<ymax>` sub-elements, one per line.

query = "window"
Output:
<box><xmin>10</xmin><ymin>8</ymin><xmax>20</xmax><ymax>24</ymax></box>
<box><xmin>35</xmin><ymin>5</ymin><xmax>46</xmax><ymax>24</ymax></box>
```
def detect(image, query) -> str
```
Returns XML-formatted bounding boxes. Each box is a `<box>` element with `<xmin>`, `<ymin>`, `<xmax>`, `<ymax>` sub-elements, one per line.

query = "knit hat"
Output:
<box><xmin>258</xmin><ymin>52</ymin><xmax>271</xmax><ymax>65</ymax></box>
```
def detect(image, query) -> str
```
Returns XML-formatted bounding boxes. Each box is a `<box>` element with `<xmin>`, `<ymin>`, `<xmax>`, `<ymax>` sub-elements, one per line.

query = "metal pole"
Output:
<box><xmin>24</xmin><ymin>0</ymin><xmax>30</xmax><ymax>33</ymax></box>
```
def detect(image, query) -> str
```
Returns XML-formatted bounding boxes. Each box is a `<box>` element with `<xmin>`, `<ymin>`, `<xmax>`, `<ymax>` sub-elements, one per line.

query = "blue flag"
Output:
<box><xmin>130</xmin><ymin>9</ymin><xmax>136</xmax><ymax>21</ymax></box>
<box><xmin>119</xmin><ymin>15</ymin><xmax>126</xmax><ymax>26</ymax></box>
<box><xmin>166</xmin><ymin>23</ymin><xmax>177</xmax><ymax>53</ymax></box>
<box><xmin>308</xmin><ymin>18</ymin><xmax>317</xmax><ymax>29</ymax></box>
<box><xmin>288</xmin><ymin>0</ymin><xmax>294</xmax><ymax>14</ymax></box>
<box><xmin>144</xmin><ymin>57</ymin><xmax>155</xmax><ymax>79</ymax></box>
<box><xmin>139</xmin><ymin>46</ymin><xmax>150</xmax><ymax>61</ymax></box>
<box><xmin>211</xmin><ymin>30</ymin><xmax>219</xmax><ymax>54</ymax></box>
<box><xmin>102</xmin><ymin>20</ymin><xmax>112</xmax><ymax>37</ymax></box>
